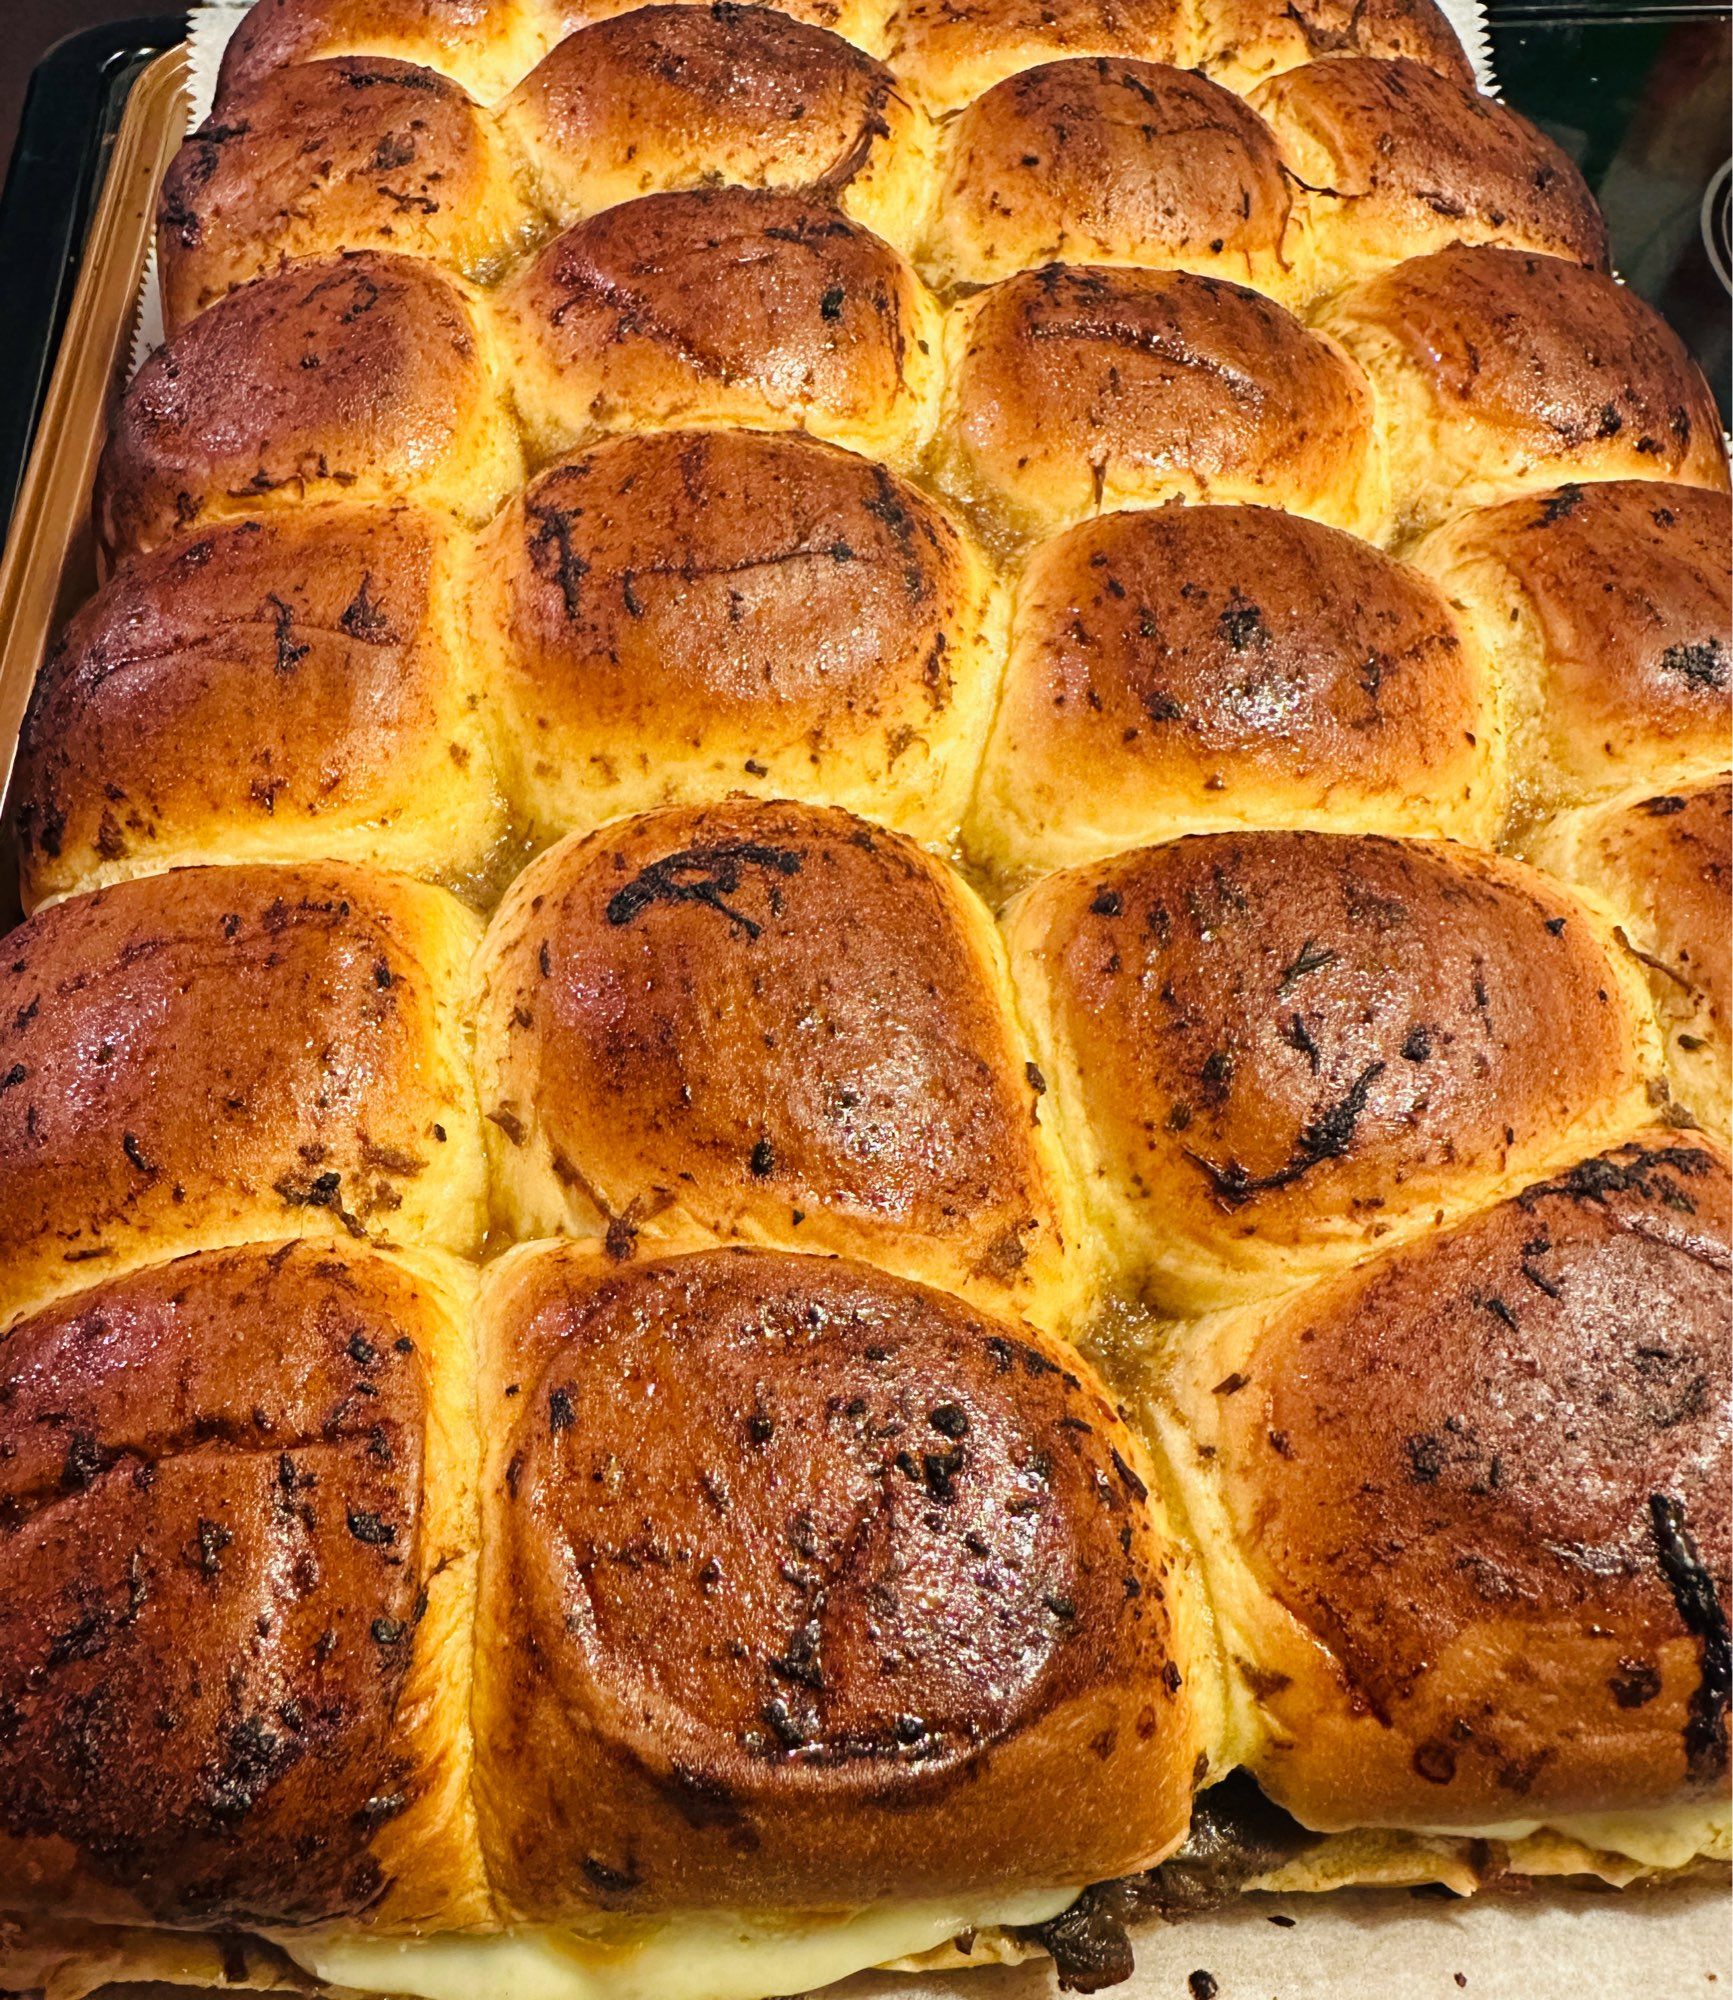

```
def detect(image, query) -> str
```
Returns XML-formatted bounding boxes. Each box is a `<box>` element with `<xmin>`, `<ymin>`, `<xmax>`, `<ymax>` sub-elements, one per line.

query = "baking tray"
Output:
<box><xmin>0</xmin><ymin>21</ymin><xmax>187</xmax><ymax>928</ymax></box>
<box><xmin>0</xmin><ymin>10</ymin><xmax>1725</xmax><ymax>1997</ymax></box>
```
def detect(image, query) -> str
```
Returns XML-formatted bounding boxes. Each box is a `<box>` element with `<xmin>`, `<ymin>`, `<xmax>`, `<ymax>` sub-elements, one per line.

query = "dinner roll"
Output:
<box><xmin>966</xmin><ymin>505</ymin><xmax>1502</xmax><ymax>885</ymax></box>
<box><xmin>473</xmin><ymin>429</ymin><xmax>1003</xmax><ymax>845</ymax></box>
<box><xmin>474</xmin><ymin>1240</ymin><xmax>1210</xmax><ymax>1909</ymax></box>
<box><xmin>0</xmin><ymin>1240</ymin><xmax>485</xmax><ymax>1930</ymax></box>
<box><xmin>0</xmin><ymin>863</ymin><xmax>485</xmax><ymax>1327</ymax></box>
<box><xmin>1005</xmin><ymin>831</ymin><xmax>1661</xmax><ymax>1312</ymax></box>
<box><xmin>159</xmin><ymin>58</ymin><xmax>543</xmax><ymax>334</ymax></box>
<box><xmin>1153</xmin><ymin>1130</ymin><xmax>1729</xmax><ymax>1828</ymax></box>
<box><xmin>500</xmin><ymin>6</ymin><xmax>933</xmax><ymax>251</ymax></box>
<box><xmin>471</xmin><ymin>799</ymin><xmax>1084</xmax><ymax>1327</ymax></box>
<box><xmin>97</xmin><ymin>252</ymin><xmax>521</xmax><ymax>559</ymax></box>
<box><xmin>1252</xmin><ymin>58</ymin><xmax>1606</xmax><ymax>304</ymax></box>
<box><xmin>1411</xmin><ymin>482</ymin><xmax>1731</xmax><ymax>823</ymax></box>
<box><xmin>1529</xmin><ymin>775</ymin><xmax>1731</xmax><ymax>1145</ymax></box>
<box><xmin>1196</xmin><ymin>0</ymin><xmax>1473</xmax><ymax>95</ymax></box>
<box><xmin>497</xmin><ymin>188</ymin><xmax>944</xmax><ymax>465</ymax></box>
<box><xmin>883</xmin><ymin>0</ymin><xmax>1186</xmax><ymax>112</ymax></box>
<box><xmin>1316</xmin><ymin>246</ymin><xmax>1730</xmax><ymax>541</ymax></box>
<box><xmin>936</xmin><ymin>264</ymin><xmax>1383</xmax><ymax>541</ymax></box>
<box><xmin>542</xmin><ymin>0</ymin><xmax>894</xmax><ymax>51</ymax></box>
<box><xmin>922</xmin><ymin>59</ymin><xmax>1293</xmax><ymax>299</ymax></box>
<box><xmin>14</xmin><ymin>505</ymin><xmax>504</xmax><ymax>911</ymax></box>
<box><xmin>216</xmin><ymin>0</ymin><xmax>556</xmax><ymax>107</ymax></box>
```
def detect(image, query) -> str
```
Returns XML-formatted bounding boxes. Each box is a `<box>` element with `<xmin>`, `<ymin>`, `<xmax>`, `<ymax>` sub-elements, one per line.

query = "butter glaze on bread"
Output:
<box><xmin>0</xmin><ymin>864</ymin><xmax>485</xmax><ymax>1327</ymax></box>
<box><xmin>10</xmin><ymin>0</ymin><xmax>1733</xmax><ymax>1976</ymax></box>
<box><xmin>1317</xmin><ymin>246</ymin><xmax>1729</xmax><ymax>540</ymax></box>
<box><xmin>1196</xmin><ymin>0</ymin><xmax>1474</xmax><ymax>94</ymax></box>
<box><xmin>1155</xmin><ymin>1132</ymin><xmax>1730</xmax><ymax>1826</ymax></box>
<box><xmin>14</xmin><ymin>504</ymin><xmax>504</xmax><ymax>910</ymax></box>
<box><xmin>472</xmin><ymin>799</ymin><xmax>1083</xmax><ymax>1328</ymax></box>
<box><xmin>923</xmin><ymin>59</ymin><xmax>1292</xmax><ymax>297</ymax></box>
<box><xmin>498</xmin><ymin>187</ymin><xmax>944</xmax><ymax>466</ymax></box>
<box><xmin>216</xmin><ymin>0</ymin><xmax>559</xmax><ymax>107</ymax></box>
<box><xmin>884</xmin><ymin>0</ymin><xmax>1186</xmax><ymax>111</ymax></box>
<box><xmin>1529</xmin><ymin>776</ymin><xmax>1732</xmax><ymax>1145</ymax></box>
<box><xmin>967</xmin><ymin>504</ymin><xmax>1501</xmax><ymax>883</ymax></box>
<box><xmin>501</xmin><ymin>6</ymin><xmax>933</xmax><ymax>249</ymax></box>
<box><xmin>0</xmin><ymin>1240</ymin><xmax>485</xmax><ymax>1929</ymax></box>
<box><xmin>1006</xmin><ymin>831</ymin><xmax>1661</xmax><ymax>1310</ymax></box>
<box><xmin>1412</xmin><ymin>482</ymin><xmax>1731</xmax><ymax>823</ymax></box>
<box><xmin>97</xmin><ymin>251</ymin><xmax>522</xmax><ymax>557</ymax></box>
<box><xmin>159</xmin><ymin>58</ymin><xmax>543</xmax><ymax>334</ymax></box>
<box><xmin>474</xmin><ymin>429</ymin><xmax>1002</xmax><ymax>845</ymax></box>
<box><xmin>474</xmin><ymin>1241</ymin><xmax>1208</xmax><ymax>1908</ymax></box>
<box><xmin>937</xmin><ymin>264</ymin><xmax>1384</xmax><ymax>540</ymax></box>
<box><xmin>219</xmin><ymin>0</ymin><xmax>902</xmax><ymax>93</ymax></box>
<box><xmin>1252</xmin><ymin>59</ymin><xmax>1607</xmax><ymax>304</ymax></box>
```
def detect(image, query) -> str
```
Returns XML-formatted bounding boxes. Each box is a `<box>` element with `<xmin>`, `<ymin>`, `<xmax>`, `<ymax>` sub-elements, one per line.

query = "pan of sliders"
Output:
<box><xmin>0</xmin><ymin>1</ymin><xmax>1726</xmax><ymax>1998</ymax></box>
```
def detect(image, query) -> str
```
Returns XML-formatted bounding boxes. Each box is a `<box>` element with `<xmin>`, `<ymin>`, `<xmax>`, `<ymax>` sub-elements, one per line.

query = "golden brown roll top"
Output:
<box><xmin>216</xmin><ymin>0</ymin><xmax>558</xmax><ymax>108</ymax></box>
<box><xmin>159</xmin><ymin>58</ymin><xmax>543</xmax><ymax>334</ymax></box>
<box><xmin>497</xmin><ymin>187</ymin><xmax>944</xmax><ymax>466</ymax></box>
<box><xmin>1196</xmin><ymin>0</ymin><xmax>1473</xmax><ymax>95</ymax></box>
<box><xmin>922</xmin><ymin>59</ymin><xmax>1292</xmax><ymax>298</ymax></box>
<box><xmin>1006</xmin><ymin>831</ymin><xmax>1661</xmax><ymax>1312</ymax></box>
<box><xmin>883</xmin><ymin>0</ymin><xmax>1185</xmax><ymax>112</ymax></box>
<box><xmin>1155</xmin><ymin>1131</ymin><xmax>1730</xmax><ymax>1829</ymax></box>
<box><xmin>0</xmin><ymin>863</ymin><xmax>486</xmax><ymax>1328</ymax></box>
<box><xmin>97</xmin><ymin>251</ymin><xmax>522</xmax><ymax>559</ymax></box>
<box><xmin>472</xmin><ymin>429</ymin><xmax>1003</xmax><ymax>845</ymax></box>
<box><xmin>471</xmin><ymin>799</ymin><xmax>1083</xmax><ymax>1327</ymax></box>
<box><xmin>937</xmin><ymin>264</ymin><xmax>1383</xmax><ymax>540</ymax></box>
<box><xmin>1317</xmin><ymin>246</ymin><xmax>1730</xmax><ymax>541</ymax></box>
<box><xmin>0</xmin><ymin>1239</ymin><xmax>484</xmax><ymax>1929</ymax></box>
<box><xmin>474</xmin><ymin>1241</ymin><xmax>1208</xmax><ymax>1909</ymax></box>
<box><xmin>501</xmin><ymin>6</ymin><xmax>933</xmax><ymax>250</ymax></box>
<box><xmin>1412</xmin><ymin>482</ymin><xmax>1732</xmax><ymax>822</ymax></box>
<box><xmin>1251</xmin><ymin>58</ymin><xmax>1607</xmax><ymax>304</ymax></box>
<box><xmin>967</xmin><ymin>504</ymin><xmax>1502</xmax><ymax>884</ymax></box>
<box><xmin>14</xmin><ymin>505</ymin><xmax>504</xmax><ymax>911</ymax></box>
<box><xmin>1530</xmin><ymin>776</ymin><xmax>1731</xmax><ymax>1146</ymax></box>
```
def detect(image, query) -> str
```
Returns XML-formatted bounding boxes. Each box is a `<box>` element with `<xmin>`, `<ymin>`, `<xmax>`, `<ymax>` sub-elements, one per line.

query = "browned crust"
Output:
<box><xmin>475</xmin><ymin>429</ymin><xmax>977</xmax><ymax>804</ymax></box>
<box><xmin>1590</xmin><ymin>780</ymin><xmax>1731</xmax><ymax>1051</ymax></box>
<box><xmin>504</xmin><ymin>6</ymin><xmax>906</xmax><ymax>209</ymax></box>
<box><xmin>160</xmin><ymin>57</ymin><xmax>538</xmax><ymax>332</ymax></box>
<box><xmin>1018</xmin><ymin>831</ymin><xmax>1651</xmax><ymax>1266</ymax></box>
<box><xmin>885</xmin><ymin>0</ymin><xmax>1188</xmax><ymax>107</ymax></box>
<box><xmin>474</xmin><ymin>1242</ymin><xmax>1199</xmax><ymax>1909</ymax></box>
<box><xmin>983</xmin><ymin>503</ymin><xmax>1487</xmax><ymax>831</ymax></box>
<box><xmin>1252</xmin><ymin>58</ymin><xmax>1606</xmax><ymax>282</ymax></box>
<box><xmin>1422</xmin><ymin>482</ymin><xmax>1730</xmax><ymax>785</ymax></box>
<box><xmin>929</xmin><ymin>58</ymin><xmax>1290</xmax><ymax>288</ymax></box>
<box><xmin>498</xmin><ymin>187</ymin><xmax>936</xmax><ymax>455</ymax></box>
<box><xmin>473</xmin><ymin>798</ymin><xmax>1071</xmax><ymax>1313</ymax></box>
<box><xmin>0</xmin><ymin>1242</ymin><xmax>434</xmax><ymax>1925</ymax></box>
<box><xmin>1329</xmin><ymin>246</ymin><xmax>1729</xmax><ymax>491</ymax></box>
<box><xmin>944</xmin><ymin>263</ymin><xmax>1375</xmax><ymax>532</ymax></box>
<box><xmin>1213</xmin><ymin>1133</ymin><xmax>1731</xmax><ymax>1824</ymax></box>
<box><xmin>1199</xmin><ymin>0</ymin><xmax>1473</xmax><ymax>89</ymax></box>
<box><xmin>216</xmin><ymin>0</ymin><xmax>546</xmax><ymax>108</ymax></box>
<box><xmin>0</xmin><ymin>865</ymin><xmax>479</xmax><ymax>1324</ymax></box>
<box><xmin>96</xmin><ymin>251</ymin><xmax>517</xmax><ymax>557</ymax></box>
<box><xmin>13</xmin><ymin>505</ymin><xmax>481</xmax><ymax>906</ymax></box>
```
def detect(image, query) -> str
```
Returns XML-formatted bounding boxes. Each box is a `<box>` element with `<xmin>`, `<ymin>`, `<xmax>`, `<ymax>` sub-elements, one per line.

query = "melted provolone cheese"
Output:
<box><xmin>1411</xmin><ymin>1799</ymin><xmax>1729</xmax><ymax>1871</ymax></box>
<box><xmin>280</xmin><ymin>1888</ymin><xmax>1078</xmax><ymax>2000</ymax></box>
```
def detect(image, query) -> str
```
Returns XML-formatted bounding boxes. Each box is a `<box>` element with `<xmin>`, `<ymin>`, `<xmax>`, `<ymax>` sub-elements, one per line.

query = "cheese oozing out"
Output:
<box><xmin>279</xmin><ymin>1888</ymin><xmax>1080</xmax><ymax>2000</ymax></box>
<box><xmin>1435</xmin><ymin>1800</ymin><xmax>1731</xmax><ymax>1873</ymax></box>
